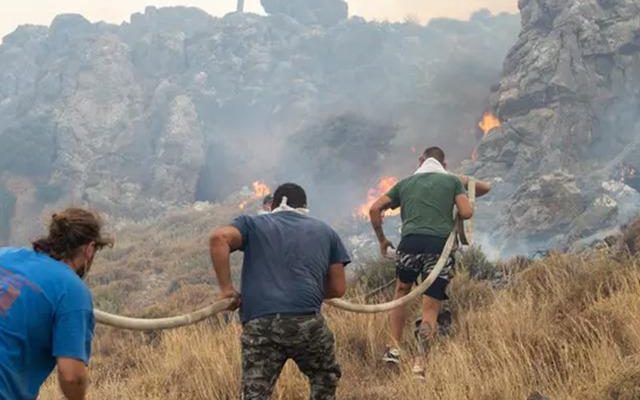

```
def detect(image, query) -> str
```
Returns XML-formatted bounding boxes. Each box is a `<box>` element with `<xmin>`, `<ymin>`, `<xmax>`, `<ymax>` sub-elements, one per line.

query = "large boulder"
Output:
<box><xmin>468</xmin><ymin>0</ymin><xmax>640</xmax><ymax>255</ymax></box>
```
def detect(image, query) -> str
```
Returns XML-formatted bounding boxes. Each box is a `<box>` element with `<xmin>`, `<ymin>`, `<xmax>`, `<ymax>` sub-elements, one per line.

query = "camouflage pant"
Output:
<box><xmin>241</xmin><ymin>313</ymin><xmax>341</xmax><ymax>400</ymax></box>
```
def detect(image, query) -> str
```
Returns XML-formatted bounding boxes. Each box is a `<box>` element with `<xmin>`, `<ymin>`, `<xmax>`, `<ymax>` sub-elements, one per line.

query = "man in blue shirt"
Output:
<box><xmin>210</xmin><ymin>183</ymin><xmax>351</xmax><ymax>400</ymax></box>
<box><xmin>0</xmin><ymin>208</ymin><xmax>112</xmax><ymax>400</ymax></box>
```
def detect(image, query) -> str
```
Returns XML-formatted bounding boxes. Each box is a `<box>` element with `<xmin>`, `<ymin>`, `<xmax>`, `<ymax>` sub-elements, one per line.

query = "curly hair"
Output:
<box><xmin>32</xmin><ymin>208</ymin><xmax>113</xmax><ymax>261</ymax></box>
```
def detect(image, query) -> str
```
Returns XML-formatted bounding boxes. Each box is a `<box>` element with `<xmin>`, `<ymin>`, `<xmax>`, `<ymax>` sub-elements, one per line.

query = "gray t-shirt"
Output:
<box><xmin>232</xmin><ymin>211</ymin><xmax>351</xmax><ymax>323</ymax></box>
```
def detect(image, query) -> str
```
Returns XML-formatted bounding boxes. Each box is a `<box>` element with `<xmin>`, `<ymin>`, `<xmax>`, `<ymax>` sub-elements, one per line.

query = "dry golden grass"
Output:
<box><xmin>86</xmin><ymin>203</ymin><xmax>244</xmax><ymax>316</ymax></box>
<box><xmin>39</xmin><ymin>250</ymin><xmax>640</xmax><ymax>400</ymax></box>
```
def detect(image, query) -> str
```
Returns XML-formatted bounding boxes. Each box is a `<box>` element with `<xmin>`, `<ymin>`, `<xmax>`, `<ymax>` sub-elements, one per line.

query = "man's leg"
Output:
<box><xmin>389</xmin><ymin>280</ymin><xmax>413</xmax><ymax>346</ymax></box>
<box><xmin>241</xmin><ymin>318</ymin><xmax>288</xmax><ymax>400</ymax></box>
<box><xmin>415</xmin><ymin>253</ymin><xmax>453</xmax><ymax>355</ymax></box>
<box><xmin>417</xmin><ymin>295</ymin><xmax>442</xmax><ymax>354</ymax></box>
<box><xmin>411</xmin><ymin>295</ymin><xmax>441</xmax><ymax>377</ymax></box>
<box><xmin>289</xmin><ymin>316</ymin><xmax>341</xmax><ymax>400</ymax></box>
<box><xmin>413</xmin><ymin>274</ymin><xmax>450</xmax><ymax>376</ymax></box>
<box><xmin>384</xmin><ymin>251</ymin><xmax>421</xmax><ymax>364</ymax></box>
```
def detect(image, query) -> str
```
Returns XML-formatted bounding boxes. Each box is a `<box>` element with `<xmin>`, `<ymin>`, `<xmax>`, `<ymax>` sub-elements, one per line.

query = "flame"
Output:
<box><xmin>356</xmin><ymin>176</ymin><xmax>401</xmax><ymax>219</ymax></box>
<box><xmin>471</xmin><ymin>112</ymin><xmax>501</xmax><ymax>161</ymax></box>
<box><xmin>252</xmin><ymin>181</ymin><xmax>271</xmax><ymax>197</ymax></box>
<box><xmin>238</xmin><ymin>180</ymin><xmax>271</xmax><ymax>210</ymax></box>
<box><xmin>478</xmin><ymin>112</ymin><xmax>501</xmax><ymax>137</ymax></box>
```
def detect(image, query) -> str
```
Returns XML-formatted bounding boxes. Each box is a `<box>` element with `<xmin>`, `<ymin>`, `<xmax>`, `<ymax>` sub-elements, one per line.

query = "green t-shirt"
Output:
<box><xmin>386</xmin><ymin>172</ymin><xmax>465</xmax><ymax>238</ymax></box>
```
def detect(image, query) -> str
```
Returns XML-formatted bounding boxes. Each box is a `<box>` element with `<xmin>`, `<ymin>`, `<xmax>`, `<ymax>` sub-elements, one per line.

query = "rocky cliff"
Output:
<box><xmin>0</xmin><ymin>5</ymin><xmax>519</xmax><ymax>244</ymax></box>
<box><xmin>469</xmin><ymin>0</ymin><xmax>640</xmax><ymax>255</ymax></box>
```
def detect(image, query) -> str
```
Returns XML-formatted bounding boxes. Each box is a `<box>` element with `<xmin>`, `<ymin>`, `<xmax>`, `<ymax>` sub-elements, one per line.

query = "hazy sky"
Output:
<box><xmin>1</xmin><ymin>1</ymin><xmax>518</xmax><ymax>39</ymax></box>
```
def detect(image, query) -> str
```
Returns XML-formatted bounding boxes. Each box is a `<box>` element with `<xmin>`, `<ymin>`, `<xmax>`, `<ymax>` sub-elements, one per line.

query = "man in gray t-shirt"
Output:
<box><xmin>209</xmin><ymin>183</ymin><xmax>351</xmax><ymax>400</ymax></box>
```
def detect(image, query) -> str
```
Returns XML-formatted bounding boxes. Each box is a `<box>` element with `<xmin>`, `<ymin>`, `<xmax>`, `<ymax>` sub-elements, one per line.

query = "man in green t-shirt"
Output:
<box><xmin>369</xmin><ymin>146</ymin><xmax>491</xmax><ymax>376</ymax></box>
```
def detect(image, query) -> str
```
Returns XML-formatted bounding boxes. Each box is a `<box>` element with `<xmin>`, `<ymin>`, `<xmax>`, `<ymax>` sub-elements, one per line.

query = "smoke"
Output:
<box><xmin>0</xmin><ymin>6</ymin><xmax>521</xmax><ymax>244</ymax></box>
<box><xmin>277</xmin><ymin>113</ymin><xmax>396</xmax><ymax>216</ymax></box>
<box><xmin>189</xmin><ymin>9</ymin><xmax>522</xmax><ymax>221</ymax></box>
<box><xmin>348</xmin><ymin>0</ymin><xmax>518</xmax><ymax>23</ymax></box>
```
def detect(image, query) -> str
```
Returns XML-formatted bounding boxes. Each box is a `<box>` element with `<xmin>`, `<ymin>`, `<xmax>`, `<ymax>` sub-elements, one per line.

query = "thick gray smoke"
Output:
<box><xmin>278</xmin><ymin>113</ymin><xmax>396</xmax><ymax>217</ymax></box>
<box><xmin>0</xmin><ymin>5</ymin><xmax>520</xmax><ymax>244</ymax></box>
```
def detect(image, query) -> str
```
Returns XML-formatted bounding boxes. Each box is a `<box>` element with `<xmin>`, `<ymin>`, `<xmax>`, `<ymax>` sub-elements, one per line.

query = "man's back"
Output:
<box><xmin>387</xmin><ymin>172</ymin><xmax>465</xmax><ymax>238</ymax></box>
<box><xmin>0</xmin><ymin>247</ymin><xmax>94</xmax><ymax>400</ymax></box>
<box><xmin>231</xmin><ymin>212</ymin><xmax>350</xmax><ymax>323</ymax></box>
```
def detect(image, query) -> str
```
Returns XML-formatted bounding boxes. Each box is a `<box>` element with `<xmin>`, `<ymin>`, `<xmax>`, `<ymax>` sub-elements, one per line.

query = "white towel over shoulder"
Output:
<box><xmin>271</xmin><ymin>196</ymin><xmax>310</xmax><ymax>215</ymax></box>
<box><xmin>414</xmin><ymin>157</ymin><xmax>449</xmax><ymax>175</ymax></box>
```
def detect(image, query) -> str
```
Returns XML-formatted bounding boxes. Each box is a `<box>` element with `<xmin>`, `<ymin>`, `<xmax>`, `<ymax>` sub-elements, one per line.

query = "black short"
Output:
<box><xmin>395</xmin><ymin>252</ymin><xmax>454</xmax><ymax>301</ymax></box>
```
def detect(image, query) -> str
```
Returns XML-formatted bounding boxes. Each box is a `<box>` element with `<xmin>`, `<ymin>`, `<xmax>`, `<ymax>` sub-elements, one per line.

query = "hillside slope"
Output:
<box><xmin>40</xmin><ymin>246</ymin><xmax>640</xmax><ymax>399</ymax></box>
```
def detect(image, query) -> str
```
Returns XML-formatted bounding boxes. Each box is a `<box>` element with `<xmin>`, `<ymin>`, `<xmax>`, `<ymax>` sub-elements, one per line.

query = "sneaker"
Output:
<box><xmin>382</xmin><ymin>347</ymin><xmax>401</xmax><ymax>365</ymax></box>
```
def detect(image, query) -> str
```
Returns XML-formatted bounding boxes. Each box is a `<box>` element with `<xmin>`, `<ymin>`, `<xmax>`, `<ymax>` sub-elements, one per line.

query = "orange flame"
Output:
<box><xmin>357</xmin><ymin>176</ymin><xmax>401</xmax><ymax>219</ymax></box>
<box><xmin>239</xmin><ymin>181</ymin><xmax>271</xmax><ymax>210</ymax></box>
<box><xmin>252</xmin><ymin>181</ymin><xmax>271</xmax><ymax>197</ymax></box>
<box><xmin>472</xmin><ymin>112</ymin><xmax>501</xmax><ymax>161</ymax></box>
<box><xmin>478</xmin><ymin>112</ymin><xmax>501</xmax><ymax>137</ymax></box>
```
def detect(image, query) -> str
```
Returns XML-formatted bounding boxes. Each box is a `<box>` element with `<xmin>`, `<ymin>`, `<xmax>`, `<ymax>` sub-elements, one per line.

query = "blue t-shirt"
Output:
<box><xmin>0</xmin><ymin>247</ymin><xmax>95</xmax><ymax>400</ymax></box>
<box><xmin>232</xmin><ymin>212</ymin><xmax>351</xmax><ymax>323</ymax></box>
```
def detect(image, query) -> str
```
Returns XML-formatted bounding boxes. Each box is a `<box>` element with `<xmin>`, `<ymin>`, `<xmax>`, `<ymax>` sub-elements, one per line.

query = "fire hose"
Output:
<box><xmin>95</xmin><ymin>180</ymin><xmax>476</xmax><ymax>330</ymax></box>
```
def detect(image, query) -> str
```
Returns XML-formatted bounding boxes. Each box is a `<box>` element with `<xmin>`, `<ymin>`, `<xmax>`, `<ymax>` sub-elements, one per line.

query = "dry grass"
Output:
<box><xmin>86</xmin><ymin>203</ymin><xmax>243</xmax><ymax>316</ymax></box>
<box><xmin>39</xmin><ymin>250</ymin><xmax>640</xmax><ymax>400</ymax></box>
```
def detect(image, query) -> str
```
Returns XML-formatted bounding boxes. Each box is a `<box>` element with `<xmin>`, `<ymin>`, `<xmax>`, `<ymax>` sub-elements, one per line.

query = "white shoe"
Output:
<box><xmin>382</xmin><ymin>347</ymin><xmax>401</xmax><ymax>365</ymax></box>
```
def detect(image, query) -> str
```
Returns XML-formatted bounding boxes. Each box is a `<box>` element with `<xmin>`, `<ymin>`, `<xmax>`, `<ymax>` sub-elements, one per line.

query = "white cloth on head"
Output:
<box><xmin>414</xmin><ymin>157</ymin><xmax>449</xmax><ymax>175</ymax></box>
<box><xmin>271</xmin><ymin>196</ymin><xmax>310</xmax><ymax>215</ymax></box>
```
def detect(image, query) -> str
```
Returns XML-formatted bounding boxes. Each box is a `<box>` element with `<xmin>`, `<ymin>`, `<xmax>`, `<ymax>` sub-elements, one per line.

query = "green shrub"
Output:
<box><xmin>352</xmin><ymin>258</ymin><xmax>396</xmax><ymax>294</ymax></box>
<box><xmin>457</xmin><ymin>245</ymin><xmax>496</xmax><ymax>280</ymax></box>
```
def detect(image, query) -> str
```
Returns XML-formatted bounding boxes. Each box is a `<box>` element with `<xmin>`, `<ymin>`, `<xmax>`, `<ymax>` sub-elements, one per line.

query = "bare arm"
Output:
<box><xmin>324</xmin><ymin>263</ymin><xmax>346</xmax><ymax>299</ymax></box>
<box><xmin>209</xmin><ymin>226</ymin><xmax>243</xmax><ymax>309</ymax></box>
<box><xmin>369</xmin><ymin>195</ymin><xmax>395</xmax><ymax>257</ymax></box>
<box><xmin>455</xmin><ymin>194</ymin><xmax>473</xmax><ymax>220</ymax></box>
<box><xmin>457</xmin><ymin>175</ymin><xmax>492</xmax><ymax>197</ymax></box>
<box><xmin>57</xmin><ymin>358</ymin><xmax>87</xmax><ymax>400</ymax></box>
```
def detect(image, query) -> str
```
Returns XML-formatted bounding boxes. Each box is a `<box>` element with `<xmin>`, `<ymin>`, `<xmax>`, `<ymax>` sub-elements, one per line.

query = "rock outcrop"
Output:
<box><xmin>0</xmin><ymin>7</ymin><xmax>519</xmax><ymax>244</ymax></box>
<box><xmin>468</xmin><ymin>0</ymin><xmax>640</xmax><ymax>255</ymax></box>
